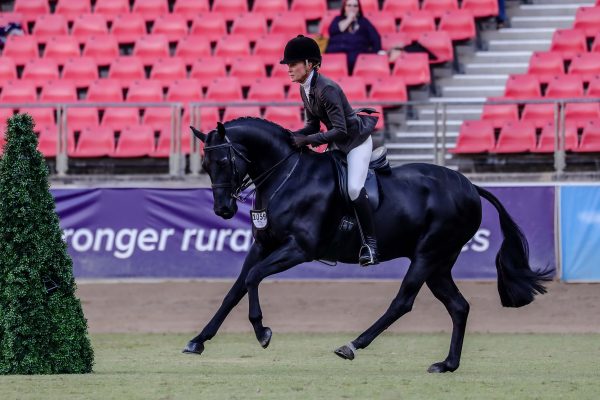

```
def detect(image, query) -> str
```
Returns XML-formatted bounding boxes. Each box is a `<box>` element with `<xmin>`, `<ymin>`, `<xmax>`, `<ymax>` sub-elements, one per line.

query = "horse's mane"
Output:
<box><xmin>224</xmin><ymin>117</ymin><xmax>288</xmax><ymax>137</ymax></box>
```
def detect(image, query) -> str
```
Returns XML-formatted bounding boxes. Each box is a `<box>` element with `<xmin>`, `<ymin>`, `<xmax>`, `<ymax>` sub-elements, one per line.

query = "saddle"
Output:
<box><xmin>329</xmin><ymin>146</ymin><xmax>391</xmax><ymax>210</ymax></box>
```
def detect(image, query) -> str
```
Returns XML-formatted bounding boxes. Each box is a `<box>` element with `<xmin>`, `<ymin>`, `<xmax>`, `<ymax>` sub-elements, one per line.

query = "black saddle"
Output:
<box><xmin>329</xmin><ymin>146</ymin><xmax>391</xmax><ymax>210</ymax></box>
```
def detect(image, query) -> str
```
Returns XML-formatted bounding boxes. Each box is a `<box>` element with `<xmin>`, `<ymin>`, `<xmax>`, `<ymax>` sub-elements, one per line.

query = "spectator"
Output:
<box><xmin>325</xmin><ymin>0</ymin><xmax>382</xmax><ymax>74</ymax></box>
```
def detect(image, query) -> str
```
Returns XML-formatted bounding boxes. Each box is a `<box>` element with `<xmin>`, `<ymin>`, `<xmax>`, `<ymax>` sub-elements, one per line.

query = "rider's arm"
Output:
<box><xmin>293</xmin><ymin>103</ymin><xmax>320</xmax><ymax>136</ymax></box>
<box><xmin>304</xmin><ymin>86</ymin><xmax>347</xmax><ymax>144</ymax></box>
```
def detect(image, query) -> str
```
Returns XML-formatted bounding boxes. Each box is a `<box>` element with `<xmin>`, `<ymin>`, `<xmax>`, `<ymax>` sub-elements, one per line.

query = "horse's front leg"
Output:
<box><xmin>245</xmin><ymin>237</ymin><xmax>308</xmax><ymax>348</ymax></box>
<box><xmin>183</xmin><ymin>243</ymin><xmax>265</xmax><ymax>355</ymax></box>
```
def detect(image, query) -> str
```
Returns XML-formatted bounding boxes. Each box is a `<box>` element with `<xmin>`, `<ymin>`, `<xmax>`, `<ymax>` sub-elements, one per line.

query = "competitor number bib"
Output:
<box><xmin>251</xmin><ymin>209</ymin><xmax>268</xmax><ymax>230</ymax></box>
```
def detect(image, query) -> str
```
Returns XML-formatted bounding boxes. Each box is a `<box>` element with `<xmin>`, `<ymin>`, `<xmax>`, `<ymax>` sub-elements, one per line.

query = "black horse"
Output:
<box><xmin>185</xmin><ymin>118</ymin><xmax>549</xmax><ymax>373</ymax></box>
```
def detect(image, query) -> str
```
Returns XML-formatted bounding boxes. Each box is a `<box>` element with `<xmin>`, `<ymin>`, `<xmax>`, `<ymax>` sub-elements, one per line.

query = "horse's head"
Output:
<box><xmin>191</xmin><ymin>122</ymin><xmax>250</xmax><ymax>219</ymax></box>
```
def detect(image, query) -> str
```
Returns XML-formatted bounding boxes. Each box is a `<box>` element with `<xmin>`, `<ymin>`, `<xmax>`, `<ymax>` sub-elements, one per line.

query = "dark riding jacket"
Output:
<box><xmin>293</xmin><ymin>72</ymin><xmax>378</xmax><ymax>154</ymax></box>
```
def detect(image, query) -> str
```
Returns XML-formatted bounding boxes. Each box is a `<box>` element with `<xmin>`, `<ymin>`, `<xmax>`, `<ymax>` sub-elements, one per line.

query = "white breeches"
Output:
<box><xmin>347</xmin><ymin>135</ymin><xmax>373</xmax><ymax>201</ymax></box>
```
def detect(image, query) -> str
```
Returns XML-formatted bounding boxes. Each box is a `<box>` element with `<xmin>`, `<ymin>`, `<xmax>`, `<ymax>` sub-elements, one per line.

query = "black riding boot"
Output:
<box><xmin>352</xmin><ymin>188</ymin><xmax>379</xmax><ymax>266</ymax></box>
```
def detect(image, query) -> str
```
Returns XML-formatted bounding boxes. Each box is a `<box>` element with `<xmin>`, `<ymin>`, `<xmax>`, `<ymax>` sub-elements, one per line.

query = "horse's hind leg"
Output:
<box><xmin>426</xmin><ymin>270</ymin><xmax>470</xmax><ymax>373</ymax></box>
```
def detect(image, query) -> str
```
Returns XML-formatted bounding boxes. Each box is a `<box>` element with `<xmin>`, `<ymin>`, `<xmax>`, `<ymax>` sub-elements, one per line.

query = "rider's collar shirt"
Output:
<box><xmin>301</xmin><ymin>69</ymin><xmax>314</xmax><ymax>101</ymax></box>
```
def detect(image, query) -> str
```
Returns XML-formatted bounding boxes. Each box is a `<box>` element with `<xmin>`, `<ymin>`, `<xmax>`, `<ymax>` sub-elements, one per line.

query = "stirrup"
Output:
<box><xmin>359</xmin><ymin>244</ymin><xmax>378</xmax><ymax>267</ymax></box>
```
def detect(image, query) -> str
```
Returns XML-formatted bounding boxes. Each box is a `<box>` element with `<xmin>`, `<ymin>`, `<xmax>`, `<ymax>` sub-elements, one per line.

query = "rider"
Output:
<box><xmin>281</xmin><ymin>35</ymin><xmax>380</xmax><ymax>266</ymax></box>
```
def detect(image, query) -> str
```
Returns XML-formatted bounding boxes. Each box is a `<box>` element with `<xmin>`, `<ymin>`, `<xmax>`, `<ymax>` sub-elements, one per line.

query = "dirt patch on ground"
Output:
<box><xmin>77</xmin><ymin>280</ymin><xmax>600</xmax><ymax>334</ymax></box>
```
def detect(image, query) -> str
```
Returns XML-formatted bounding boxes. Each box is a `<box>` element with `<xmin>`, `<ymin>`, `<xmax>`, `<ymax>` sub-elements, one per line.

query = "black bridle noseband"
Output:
<box><xmin>203</xmin><ymin>136</ymin><xmax>298</xmax><ymax>203</ymax></box>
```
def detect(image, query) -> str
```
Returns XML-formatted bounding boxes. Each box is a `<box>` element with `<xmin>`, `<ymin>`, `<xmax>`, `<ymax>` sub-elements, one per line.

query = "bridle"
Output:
<box><xmin>203</xmin><ymin>135</ymin><xmax>298</xmax><ymax>203</ymax></box>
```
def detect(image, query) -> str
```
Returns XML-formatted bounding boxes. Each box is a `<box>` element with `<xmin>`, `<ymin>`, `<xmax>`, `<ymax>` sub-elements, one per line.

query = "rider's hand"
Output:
<box><xmin>291</xmin><ymin>134</ymin><xmax>310</xmax><ymax>148</ymax></box>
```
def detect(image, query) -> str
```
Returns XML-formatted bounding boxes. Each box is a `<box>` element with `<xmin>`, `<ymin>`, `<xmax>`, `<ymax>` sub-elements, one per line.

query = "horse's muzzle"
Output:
<box><xmin>214</xmin><ymin>204</ymin><xmax>237</xmax><ymax>219</ymax></box>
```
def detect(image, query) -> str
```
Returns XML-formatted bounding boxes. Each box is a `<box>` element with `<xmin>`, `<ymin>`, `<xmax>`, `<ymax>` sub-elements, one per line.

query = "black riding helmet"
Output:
<box><xmin>280</xmin><ymin>35</ymin><xmax>322</xmax><ymax>65</ymax></box>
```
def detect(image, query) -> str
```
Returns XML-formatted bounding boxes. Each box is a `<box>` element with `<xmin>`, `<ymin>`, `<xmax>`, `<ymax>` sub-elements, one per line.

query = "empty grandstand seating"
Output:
<box><xmin>205</xmin><ymin>77</ymin><xmax>243</xmax><ymax>102</ymax></box>
<box><xmin>14</xmin><ymin>0</ymin><xmax>49</xmax><ymax>21</ymax></box>
<box><xmin>109</xmin><ymin>57</ymin><xmax>146</xmax><ymax>83</ymax></box>
<box><xmin>352</xmin><ymin>54</ymin><xmax>391</xmax><ymax>84</ymax></box>
<box><xmin>573</xmin><ymin>6</ymin><xmax>600</xmax><ymax>37</ymax></box>
<box><xmin>40</xmin><ymin>80</ymin><xmax>77</xmax><ymax>102</ymax></box>
<box><xmin>263</xmin><ymin>106</ymin><xmax>303</xmax><ymax>130</ymax></box>
<box><xmin>534</xmin><ymin>122</ymin><xmax>578</xmax><ymax>153</ymax></box>
<box><xmin>94</xmin><ymin>0</ymin><xmax>130</xmax><ymax>19</ymax></box>
<box><xmin>3</xmin><ymin>36</ymin><xmax>39</xmax><ymax>64</ymax></box>
<box><xmin>152</xmin><ymin>14</ymin><xmax>189</xmax><ymax>41</ymax></box>
<box><xmin>422</xmin><ymin>0</ymin><xmax>459</xmax><ymax>18</ymax></box>
<box><xmin>247</xmin><ymin>79</ymin><xmax>286</xmax><ymax>101</ymax></box>
<box><xmin>550</xmin><ymin>29</ymin><xmax>587</xmax><ymax>59</ymax></box>
<box><xmin>399</xmin><ymin>11</ymin><xmax>436</xmax><ymax>41</ymax></box>
<box><xmin>190</xmin><ymin>13</ymin><xmax>227</xmax><ymax>41</ymax></box>
<box><xmin>576</xmin><ymin>119</ymin><xmax>600</xmax><ymax>152</ymax></box>
<box><xmin>460</xmin><ymin>0</ymin><xmax>498</xmax><ymax>18</ymax></box>
<box><xmin>392</xmin><ymin>53</ymin><xmax>431</xmax><ymax>86</ymax></box>
<box><xmin>43</xmin><ymin>35</ymin><xmax>80</xmax><ymax>63</ymax></box>
<box><xmin>452</xmin><ymin>120</ymin><xmax>496</xmax><ymax>154</ymax></box>
<box><xmin>150</xmin><ymin>58</ymin><xmax>187</xmax><ymax>85</ymax></box>
<box><xmin>55</xmin><ymin>0</ymin><xmax>91</xmax><ymax>19</ymax></box>
<box><xmin>166</xmin><ymin>79</ymin><xmax>203</xmax><ymax>103</ymax></box>
<box><xmin>504</xmin><ymin>74</ymin><xmax>542</xmax><ymax>99</ymax></box>
<box><xmin>290</xmin><ymin>0</ymin><xmax>327</xmax><ymax>20</ymax></box>
<box><xmin>22</xmin><ymin>58</ymin><xmax>59</xmax><ymax>85</ymax></box>
<box><xmin>71</xmin><ymin>14</ymin><xmax>109</xmax><ymax>43</ymax></box>
<box><xmin>0</xmin><ymin>81</ymin><xmax>37</xmax><ymax>103</ymax></box>
<box><xmin>82</xmin><ymin>35</ymin><xmax>120</xmax><ymax>65</ymax></box>
<box><xmin>369</xmin><ymin>78</ymin><xmax>408</xmax><ymax>102</ymax></box>
<box><xmin>133</xmin><ymin>35</ymin><xmax>170</xmax><ymax>64</ymax></box>
<box><xmin>269</xmin><ymin>12</ymin><xmax>308</xmax><ymax>36</ymax></box>
<box><xmin>101</xmin><ymin>107</ymin><xmax>140</xmax><ymax>129</ymax></box>
<box><xmin>494</xmin><ymin>121</ymin><xmax>537</xmax><ymax>153</ymax></box>
<box><xmin>70</xmin><ymin>126</ymin><xmax>114</xmax><ymax>158</ymax></box>
<box><xmin>527</xmin><ymin>52</ymin><xmax>565</xmax><ymax>83</ymax></box>
<box><xmin>132</xmin><ymin>0</ymin><xmax>169</xmax><ymax>21</ymax></box>
<box><xmin>86</xmin><ymin>79</ymin><xmax>123</xmax><ymax>102</ymax></box>
<box><xmin>126</xmin><ymin>80</ymin><xmax>164</xmax><ymax>102</ymax></box>
<box><xmin>173</xmin><ymin>0</ymin><xmax>210</xmax><ymax>16</ymax></box>
<box><xmin>175</xmin><ymin>36</ymin><xmax>212</xmax><ymax>64</ymax></box>
<box><xmin>439</xmin><ymin>10</ymin><xmax>477</xmax><ymax>41</ymax></box>
<box><xmin>222</xmin><ymin>106</ymin><xmax>261</xmax><ymax>121</ymax></box>
<box><xmin>545</xmin><ymin>75</ymin><xmax>584</xmax><ymax>98</ymax></box>
<box><xmin>521</xmin><ymin>103</ymin><xmax>556</xmax><ymax>128</ymax></box>
<box><xmin>113</xmin><ymin>125</ymin><xmax>155</xmax><ymax>157</ymax></box>
<box><xmin>190</xmin><ymin>57</ymin><xmax>227</xmax><ymax>86</ymax></box>
<box><xmin>32</xmin><ymin>14</ymin><xmax>69</xmax><ymax>40</ymax></box>
<box><xmin>382</xmin><ymin>0</ymin><xmax>419</xmax><ymax>17</ymax></box>
<box><xmin>67</xmin><ymin>107</ymin><xmax>100</xmax><ymax>130</ymax></box>
<box><xmin>252</xmin><ymin>0</ymin><xmax>288</xmax><ymax>18</ymax></box>
<box><xmin>569</xmin><ymin>53</ymin><xmax>600</xmax><ymax>82</ymax></box>
<box><xmin>229</xmin><ymin>57</ymin><xmax>267</xmax><ymax>86</ymax></box>
<box><xmin>0</xmin><ymin>58</ymin><xmax>17</xmax><ymax>81</ymax></box>
<box><xmin>111</xmin><ymin>13</ymin><xmax>146</xmax><ymax>43</ymax></box>
<box><xmin>480</xmin><ymin>100</ymin><xmax>519</xmax><ymax>128</ymax></box>
<box><xmin>231</xmin><ymin>13</ymin><xmax>268</xmax><ymax>41</ymax></box>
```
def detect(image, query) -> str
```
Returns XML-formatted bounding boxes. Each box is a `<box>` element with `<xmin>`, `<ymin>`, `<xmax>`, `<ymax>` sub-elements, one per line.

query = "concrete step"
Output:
<box><xmin>487</xmin><ymin>39</ymin><xmax>551</xmax><ymax>52</ymax></box>
<box><xmin>428</xmin><ymin>96</ymin><xmax>488</xmax><ymax>103</ymax></box>
<box><xmin>482</xmin><ymin>28</ymin><xmax>555</xmax><ymax>41</ymax></box>
<box><xmin>512</xmin><ymin>4</ymin><xmax>588</xmax><ymax>17</ymax></box>
<box><xmin>530</xmin><ymin>0</ymin><xmax>593</xmax><ymax>4</ymax></box>
<box><xmin>510</xmin><ymin>16</ymin><xmax>574</xmax><ymax>29</ymax></box>
<box><xmin>463</xmin><ymin>62</ymin><xmax>528</xmax><ymax>75</ymax></box>
<box><xmin>418</xmin><ymin>107</ymin><xmax>483</xmax><ymax>121</ymax></box>
<box><xmin>406</xmin><ymin>119</ymin><xmax>462</xmax><ymax>132</ymax></box>
<box><xmin>439</xmin><ymin>74</ymin><xmax>508</xmax><ymax>87</ymax></box>
<box><xmin>440</xmin><ymin>85</ymin><xmax>505</xmax><ymax>98</ymax></box>
<box><xmin>468</xmin><ymin>51</ymin><xmax>533</xmax><ymax>63</ymax></box>
<box><xmin>394</xmin><ymin>131</ymin><xmax>459</xmax><ymax>139</ymax></box>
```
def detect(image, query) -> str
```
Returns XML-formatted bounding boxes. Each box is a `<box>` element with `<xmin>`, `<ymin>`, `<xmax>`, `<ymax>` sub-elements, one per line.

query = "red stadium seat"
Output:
<box><xmin>381</xmin><ymin>32</ymin><xmax>411</xmax><ymax>51</ymax></box>
<box><xmin>82</xmin><ymin>35</ymin><xmax>119</xmax><ymax>65</ymax></box>
<box><xmin>290</xmin><ymin>0</ymin><xmax>327</xmax><ymax>20</ymax></box>
<box><xmin>22</xmin><ymin>59</ymin><xmax>59</xmax><ymax>85</ymax></box>
<box><xmin>151</xmin><ymin>125</ymin><xmax>192</xmax><ymax>157</ymax></box>
<box><xmin>102</xmin><ymin>107</ymin><xmax>140</xmax><ymax>129</ymax></box>
<box><xmin>422</xmin><ymin>0</ymin><xmax>459</xmax><ymax>18</ymax></box>
<box><xmin>318</xmin><ymin>10</ymin><xmax>339</xmax><ymax>36</ymax></box>
<box><xmin>40</xmin><ymin>81</ymin><xmax>77</xmax><ymax>102</ymax></box>
<box><xmin>392</xmin><ymin>52</ymin><xmax>431</xmax><ymax>86</ymax></box>
<box><xmin>2</xmin><ymin>35</ymin><xmax>38</xmax><ymax>64</ymax></box>
<box><xmin>173</xmin><ymin>0</ymin><xmax>210</xmax><ymax>16</ymax></box>
<box><xmin>32</xmin><ymin>15</ymin><xmax>69</xmax><ymax>41</ymax></box>
<box><xmin>214</xmin><ymin>35</ymin><xmax>251</xmax><ymax>60</ymax></box>
<box><xmin>142</xmin><ymin>107</ymin><xmax>172</xmax><ymax>130</ymax></box>
<box><xmin>175</xmin><ymin>35</ymin><xmax>212</xmax><ymax>64</ymax></box>
<box><xmin>481</xmin><ymin>99</ymin><xmax>519</xmax><ymax>128</ymax></box>
<box><xmin>545</xmin><ymin>75</ymin><xmax>584</xmax><ymax>98</ymax></box>
<box><xmin>286</xmin><ymin>84</ymin><xmax>303</xmax><ymax>102</ymax></box>
<box><xmin>264</xmin><ymin>106</ymin><xmax>303</xmax><ymax>130</ymax></box>
<box><xmin>229</xmin><ymin>57</ymin><xmax>267</xmax><ymax>86</ymax></box>
<box><xmin>399</xmin><ymin>11</ymin><xmax>436</xmax><ymax>41</ymax></box>
<box><xmin>205</xmin><ymin>77</ymin><xmax>243</xmax><ymax>102</ymax></box>
<box><xmin>14</xmin><ymin>0</ymin><xmax>49</xmax><ymax>21</ymax></box>
<box><xmin>565</xmin><ymin>102</ymin><xmax>600</xmax><ymax>128</ymax></box>
<box><xmin>460</xmin><ymin>0</ymin><xmax>498</xmax><ymax>18</ymax></box>
<box><xmin>37</xmin><ymin>125</ymin><xmax>62</xmax><ymax>157</ymax></box>
<box><xmin>521</xmin><ymin>103</ymin><xmax>555</xmax><ymax>128</ymax></box>
<box><xmin>151</xmin><ymin>58</ymin><xmax>187</xmax><ymax>85</ymax></box>
<box><xmin>253</xmin><ymin>0</ymin><xmax>288</xmax><ymax>18</ymax></box>
<box><xmin>152</xmin><ymin>14</ymin><xmax>189</xmax><ymax>42</ymax></box>
<box><xmin>365</xmin><ymin>12</ymin><xmax>397</xmax><ymax>35</ymax></box>
<box><xmin>369</xmin><ymin>77</ymin><xmax>407</xmax><ymax>102</ymax></box>
<box><xmin>66</xmin><ymin>107</ymin><xmax>100</xmax><ymax>130</ymax></box>
<box><xmin>352</xmin><ymin>54</ymin><xmax>390</xmax><ymax>84</ymax></box>
<box><xmin>254</xmin><ymin>34</ymin><xmax>288</xmax><ymax>60</ymax></box>
<box><xmin>527</xmin><ymin>52</ymin><xmax>565</xmax><ymax>83</ymax></box>
<box><xmin>94</xmin><ymin>0</ymin><xmax>130</xmax><ymax>19</ymax></box>
<box><xmin>111</xmin><ymin>13</ymin><xmax>146</xmax><ymax>43</ymax></box>
<box><xmin>190</xmin><ymin>57</ymin><xmax>227</xmax><ymax>86</ymax></box>
<box><xmin>190</xmin><ymin>13</ymin><xmax>227</xmax><ymax>41</ymax></box>
<box><xmin>112</xmin><ymin>124</ymin><xmax>155</xmax><ymax>157</ymax></box>
<box><xmin>126</xmin><ymin>80</ymin><xmax>164</xmax><ymax>102</ymax></box>
<box><xmin>337</xmin><ymin>77</ymin><xmax>368</xmax><ymax>102</ymax></box>
<box><xmin>212</xmin><ymin>0</ymin><xmax>249</xmax><ymax>19</ymax></box>
<box><xmin>439</xmin><ymin>10</ymin><xmax>476</xmax><ymax>41</ymax></box>
<box><xmin>166</xmin><ymin>79</ymin><xmax>203</xmax><ymax>103</ymax></box>
<box><xmin>577</xmin><ymin>119</ymin><xmax>600</xmax><ymax>152</ymax></box>
<box><xmin>71</xmin><ymin>126</ymin><xmax>115</xmax><ymax>157</ymax></box>
<box><xmin>419</xmin><ymin>31</ymin><xmax>454</xmax><ymax>64</ymax></box>
<box><xmin>133</xmin><ymin>35</ymin><xmax>170</xmax><ymax>64</ymax></box>
<box><xmin>62</xmin><ymin>57</ymin><xmax>99</xmax><ymax>87</ymax></box>
<box><xmin>223</xmin><ymin>106</ymin><xmax>262</xmax><ymax>122</ymax></box>
<box><xmin>0</xmin><ymin>109</ymin><xmax>13</xmax><ymax>131</ymax></box>
<box><xmin>591</xmin><ymin>32</ymin><xmax>600</xmax><ymax>52</ymax></box>
<box><xmin>494</xmin><ymin>121</ymin><xmax>537</xmax><ymax>153</ymax></box>
<box><xmin>270</xmin><ymin>12</ymin><xmax>307</xmax><ymax>38</ymax></box>
<box><xmin>55</xmin><ymin>0</ymin><xmax>91</xmax><ymax>19</ymax></box>
<box><xmin>71</xmin><ymin>14</ymin><xmax>109</xmax><ymax>43</ymax></box>
<box><xmin>320</xmin><ymin>53</ymin><xmax>349</xmax><ymax>79</ymax></box>
<box><xmin>231</xmin><ymin>14</ymin><xmax>268</xmax><ymax>41</ymax></box>
<box><xmin>43</xmin><ymin>36</ymin><xmax>81</xmax><ymax>63</ymax></box>
<box><xmin>574</xmin><ymin>6</ymin><xmax>600</xmax><ymax>38</ymax></box>
<box><xmin>550</xmin><ymin>29</ymin><xmax>587</xmax><ymax>59</ymax></box>
<box><xmin>451</xmin><ymin>120</ymin><xmax>495</xmax><ymax>154</ymax></box>
<box><xmin>190</xmin><ymin>107</ymin><xmax>220</xmax><ymax>132</ymax></box>
<box><xmin>0</xmin><ymin>81</ymin><xmax>37</xmax><ymax>103</ymax></box>
<box><xmin>504</xmin><ymin>74</ymin><xmax>541</xmax><ymax>99</ymax></box>
<box><xmin>271</xmin><ymin>62</ymin><xmax>292</xmax><ymax>80</ymax></box>
<box><xmin>382</xmin><ymin>0</ymin><xmax>419</xmax><ymax>17</ymax></box>
<box><xmin>0</xmin><ymin>58</ymin><xmax>17</xmax><ymax>81</ymax></box>
<box><xmin>533</xmin><ymin>121</ymin><xmax>578</xmax><ymax>153</ymax></box>
<box><xmin>109</xmin><ymin>57</ymin><xmax>146</xmax><ymax>83</ymax></box>
<box><xmin>569</xmin><ymin>53</ymin><xmax>600</xmax><ymax>82</ymax></box>
<box><xmin>359</xmin><ymin>0</ymin><xmax>380</xmax><ymax>13</ymax></box>
<box><xmin>131</xmin><ymin>0</ymin><xmax>169</xmax><ymax>21</ymax></box>
<box><xmin>586</xmin><ymin>75</ymin><xmax>600</xmax><ymax>97</ymax></box>
<box><xmin>247</xmin><ymin>78</ymin><xmax>286</xmax><ymax>101</ymax></box>
<box><xmin>87</xmin><ymin>79</ymin><xmax>123</xmax><ymax>102</ymax></box>
<box><xmin>20</xmin><ymin>107</ymin><xmax>55</xmax><ymax>130</ymax></box>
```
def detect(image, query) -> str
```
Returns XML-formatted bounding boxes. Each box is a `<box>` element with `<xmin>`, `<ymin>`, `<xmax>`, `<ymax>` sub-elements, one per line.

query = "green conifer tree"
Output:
<box><xmin>0</xmin><ymin>114</ymin><xmax>93</xmax><ymax>374</ymax></box>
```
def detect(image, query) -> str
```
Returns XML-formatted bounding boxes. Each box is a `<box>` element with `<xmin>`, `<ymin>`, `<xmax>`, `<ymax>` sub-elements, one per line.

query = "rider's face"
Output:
<box><xmin>288</xmin><ymin>61</ymin><xmax>313</xmax><ymax>83</ymax></box>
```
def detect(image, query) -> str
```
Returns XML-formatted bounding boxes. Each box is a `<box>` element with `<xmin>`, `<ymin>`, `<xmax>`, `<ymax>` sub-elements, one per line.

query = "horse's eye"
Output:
<box><xmin>217</xmin><ymin>158</ymin><xmax>228</xmax><ymax>167</ymax></box>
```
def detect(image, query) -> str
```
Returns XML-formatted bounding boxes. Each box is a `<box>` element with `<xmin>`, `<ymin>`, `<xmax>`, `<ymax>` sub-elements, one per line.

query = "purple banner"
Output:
<box><xmin>53</xmin><ymin>187</ymin><xmax>555</xmax><ymax>279</ymax></box>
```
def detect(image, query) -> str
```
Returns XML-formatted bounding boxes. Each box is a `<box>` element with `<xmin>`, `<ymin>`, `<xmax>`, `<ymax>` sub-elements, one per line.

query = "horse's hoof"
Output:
<box><xmin>182</xmin><ymin>341</ymin><xmax>204</xmax><ymax>355</ymax></box>
<box><xmin>427</xmin><ymin>361</ymin><xmax>457</xmax><ymax>373</ymax></box>
<box><xmin>334</xmin><ymin>345</ymin><xmax>355</xmax><ymax>360</ymax></box>
<box><xmin>259</xmin><ymin>327</ymin><xmax>272</xmax><ymax>349</ymax></box>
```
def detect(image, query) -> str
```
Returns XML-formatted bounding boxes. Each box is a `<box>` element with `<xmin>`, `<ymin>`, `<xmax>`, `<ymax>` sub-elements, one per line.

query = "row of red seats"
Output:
<box><xmin>1</xmin><ymin>10</ymin><xmax>473</xmax><ymax>45</ymax></box>
<box><xmin>482</xmin><ymin>100</ymin><xmax>600</xmax><ymax>128</ymax></box>
<box><xmin>550</xmin><ymin>28</ymin><xmax>600</xmax><ymax>58</ymax></box>
<box><xmin>504</xmin><ymin>74</ymin><xmax>600</xmax><ymax>99</ymax></box>
<box><xmin>0</xmin><ymin>76</ymin><xmax>408</xmax><ymax>104</ymax></box>
<box><xmin>453</xmin><ymin>119</ymin><xmax>600</xmax><ymax>154</ymax></box>
<box><xmin>528</xmin><ymin>52</ymin><xmax>600</xmax><ymax>83</ymax></box>
<box><xmin>9</xmin><ymin>0</ymin><xmax>499</xmax><ymax>21</ymax></box>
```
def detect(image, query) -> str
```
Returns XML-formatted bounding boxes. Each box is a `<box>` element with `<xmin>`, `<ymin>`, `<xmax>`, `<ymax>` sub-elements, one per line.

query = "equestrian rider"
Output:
<box><xmin>281</xmin><ymin>35</ymin><xmax>380</xmax><ymax>266</ymax></box>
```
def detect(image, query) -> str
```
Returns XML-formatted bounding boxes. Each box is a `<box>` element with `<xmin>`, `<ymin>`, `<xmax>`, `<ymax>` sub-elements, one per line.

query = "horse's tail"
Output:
<box><xmin>475</xmin><ymin>186</ymin><xmax>551</xmax><ymax>308</ymax></box>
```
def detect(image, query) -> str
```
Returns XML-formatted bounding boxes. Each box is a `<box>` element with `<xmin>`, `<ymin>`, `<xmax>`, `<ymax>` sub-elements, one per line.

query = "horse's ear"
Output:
<box><xmin>190</xmin><ymin>126</ymin><xmax>206</xmax><ymax>142</ymax></box>
<box><xmin>217</xmin><ymin>122</ymin><xmax>226</xmax><ymax>139</ymax></box>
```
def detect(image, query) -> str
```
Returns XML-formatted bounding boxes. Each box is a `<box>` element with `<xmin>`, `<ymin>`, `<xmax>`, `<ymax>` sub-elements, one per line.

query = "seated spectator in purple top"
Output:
<box><xmin>325</xmin><ymin>0</ymin><xmax>382</xmax><ymax>74</ymax></box>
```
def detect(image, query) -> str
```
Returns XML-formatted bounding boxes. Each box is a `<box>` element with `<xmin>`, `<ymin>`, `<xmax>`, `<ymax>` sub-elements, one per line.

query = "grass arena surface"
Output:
<box><xmin>0</xmin><ymin>333</ymin><xmax>598</xmax><ymax>400</ymax></box>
